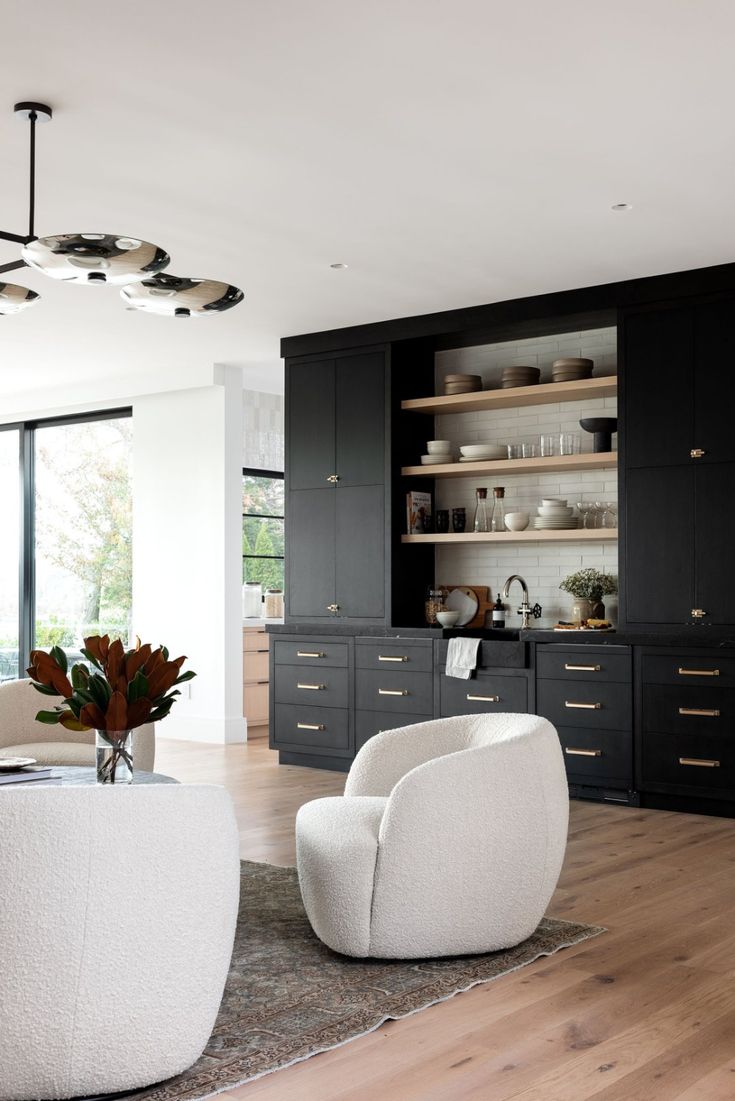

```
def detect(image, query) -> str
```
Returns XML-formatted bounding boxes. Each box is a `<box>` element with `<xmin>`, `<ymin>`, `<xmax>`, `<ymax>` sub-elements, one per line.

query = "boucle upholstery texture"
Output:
<box><xmin>0</xmin><ymin>678</ymin><xmax>155</xmax><ymax>771</ymax></box>
<box><xmin>0</xmin><ymin>784</ymin><xmax>240</xmax><ymax>1101</ymax></box>
<box><xmin>296</xmin><ymin>713</ymin><xmax>569</xmax><ymax>959</ymax></box>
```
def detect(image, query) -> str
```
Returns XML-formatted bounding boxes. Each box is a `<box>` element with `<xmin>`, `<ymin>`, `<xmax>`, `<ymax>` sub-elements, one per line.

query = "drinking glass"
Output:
<box><xmin>559</xmin><ymin>432</ymin><xmax>580</xmax><ymax>455</ymax></box>
<box><xmin>602</xmin><ymin>502</ymin><xmax>617</xmax><ymax>528</ymax></box>
<box><xmin>522</xmin><ymin>441</ymin><xmax>538</xmax><ymax>458</ymax></box>
<box><xmin>576</xmin><ymin>501</ymin><xmax>590</xmax><ymax>529</ymax></box>
<box><xmin>540</xmin><ymin>434</ymin><xmax>557</xmax><ymax>457</ymax></box>
<box><xmin>507</xmin><ymin>443</ymin><xmax>522</xmax><ymax>459</ymax></box>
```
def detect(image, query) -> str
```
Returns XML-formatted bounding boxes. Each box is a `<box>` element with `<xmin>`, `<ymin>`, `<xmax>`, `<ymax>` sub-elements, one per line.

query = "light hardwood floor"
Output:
<box><xmin>156</xmin><ymin>738</ymin><xmax>735</xmax><ymax>1101</ymax></box>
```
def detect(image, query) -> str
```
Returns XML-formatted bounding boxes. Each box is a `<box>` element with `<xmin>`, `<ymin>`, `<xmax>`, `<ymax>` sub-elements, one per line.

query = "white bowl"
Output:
<box><xmin>541</xmin><ymin>497</ymin><xmax>567</xmax><ymax>506</ymax></box>
<box><xmin>505</xmin><ymin>511</ymin><xmax>530</xmax><ymax>531</ymax></box>
<box><xmin>538</xmin><ymin>505</ymin><xmax>573</xmax><ymax>517</ymax></box>
<box><xmin>436</xmin><ymin>610</ymin><xmax>461</xmax><ymax>627</ymax></box>
<box><xmin>459</xmin><ymin>444</ymin><xmax>507</xmax><ymax>459</ymax></box>
<box><xmin>427</xmin><ymin>440</ymin><xmax>452</xmax><ymax>454</ymax></box>
<box><xmin>421</xmin><ymin>454</ymin><xmax>450</xmax><ymax>465</ymax></box>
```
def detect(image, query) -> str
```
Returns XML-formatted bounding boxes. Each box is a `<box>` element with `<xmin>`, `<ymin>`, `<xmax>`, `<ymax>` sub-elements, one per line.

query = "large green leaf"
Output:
<box><xmin>35</xmin><ymin>709</ymin><xmax>62</xmax><ymax>725</ymax></box>
<box><xmin>127</xmin><ymin>670</ymin><xmax>149</xmax><ymax>704</ymax></box>
<box><xmin>174</xmin><ymin>670</ymin><xmax>197</xmax><ymax>685</ymax></box>
<box><xmin>50</xmin><ymin>646</ymin><xmax>68</xmax><ymax>675</ymax></box>
<box><xmin>31</xmin><ymin>683</ymin><xmax>62</xmax><ymax>697</ymax></box>
<box><xmin>86</xmin><ymin>674</ymin><xmax>112</xmax><ymax>709</ymax></box>
<box><xmin>71</xmin><ymin>663</ymin><xmax>89</xmax><ymax>691</ymax></box>
<box><xmin>80</xmin><ymin>647</ymin><xmax>103</xmax><ymax>671</ymax></box>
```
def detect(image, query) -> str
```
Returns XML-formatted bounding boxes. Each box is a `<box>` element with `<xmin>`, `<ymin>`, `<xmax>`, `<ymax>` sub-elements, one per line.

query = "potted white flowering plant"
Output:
<box><xmin>559</xmin><ymin>568</ymin><xmax>618</xmax><ymax>623</ymax></box>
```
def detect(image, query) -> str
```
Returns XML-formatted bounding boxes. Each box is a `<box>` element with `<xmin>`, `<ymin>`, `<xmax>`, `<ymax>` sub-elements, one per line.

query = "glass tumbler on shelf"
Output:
<box><xmin>602</xmin><ymin>502</ymin><xmax>617</xmax><ymax>528</ymax></box>
<box><xmin>540</xmin><ymin>434</ymin><xmax>557</xmax><ymax>457</ymax></box>
<box><xmin>522</xmin><ymin>441</ymin><xmax>538</xmax><ymax>458</ymax></box>
<box><xmin>473</xmin><ymin>488</ymin><xmax>490</xmax><ymax>532</ymax></box>
<box><xmin>559</xmin><ymin>432</ymin><xmax>580</xmax><ymax>455</ymax></box>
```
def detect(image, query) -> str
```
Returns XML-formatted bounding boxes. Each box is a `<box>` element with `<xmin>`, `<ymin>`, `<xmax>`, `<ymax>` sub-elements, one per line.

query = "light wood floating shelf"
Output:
<box><xmin>401</xmin><ymin>375</ymin><xmax>617</xmax><ymax>415</ymax></box>
<box><xmin>402</xmin><ymin>451</ymin><xmax>618</xmax><ymax>479</ymax></box>
<box><xmin>402</xmin><ymin>529</ymin><xmax>618</xmax><ymax>545</ymax></box>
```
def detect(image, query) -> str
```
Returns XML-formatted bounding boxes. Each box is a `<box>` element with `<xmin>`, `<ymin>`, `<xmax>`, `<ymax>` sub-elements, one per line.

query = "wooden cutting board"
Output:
<box><xmin>440</xmin><ymin>585</ymin><xmax>492</xmax><ymax>629</ymax></box>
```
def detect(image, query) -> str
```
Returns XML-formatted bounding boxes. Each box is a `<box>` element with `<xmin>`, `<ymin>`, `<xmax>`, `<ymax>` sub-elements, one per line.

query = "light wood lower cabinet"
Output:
<box><xmin>243</xmin><ymin>626</ymin><xmax>269</xmax><ymax>737</ymax></box>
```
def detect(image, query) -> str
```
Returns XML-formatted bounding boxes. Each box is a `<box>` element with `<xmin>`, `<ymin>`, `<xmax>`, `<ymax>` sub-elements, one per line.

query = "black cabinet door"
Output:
<box><xmin>286</xmin><ymin>489</ymin><xmax>335</xmax><ymax>619</ymax></box>
<box><xmin>335</xmin><ymin>351</ymin><xmax>386</xmax><ymax>487</ymax></box>
<box><xmin>625</xmin><ymin>465</ymin><xmax>694</xmax><ymax>624</ymax></box>
<box><xmin>694</xmin><ymin>298</ymin><xmax>735</xmax><ymax>463</ymax></box>
<box><xmin>694</xmin><ymin>462</ymin><xmax>735</xmax><ymax>624</ymax></box>
<box><xmin>335</xmin><ymin>485</ymin><xmax>385</xmax><ymax>619</ymax></box>
<box><xmin>623</xmin><ymin>307</ymin><xmax>693</xmax><ymax>468</ymax></box>
<box><xmin>287</xmin><ymin>359</ymin><xmax>335</xmax><ymax>490</ymax></box>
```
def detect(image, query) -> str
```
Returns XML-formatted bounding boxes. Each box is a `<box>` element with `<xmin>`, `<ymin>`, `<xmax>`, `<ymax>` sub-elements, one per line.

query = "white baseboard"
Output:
<box><xmin>157</xmin><ymin>714</ymin><xmax>247</xmax><ymax>744</ymax></box>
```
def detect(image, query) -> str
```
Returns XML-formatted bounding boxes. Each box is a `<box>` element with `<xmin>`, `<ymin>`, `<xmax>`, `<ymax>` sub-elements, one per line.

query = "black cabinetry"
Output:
<box><xmin>622</xmin><ymin>296</ymin><xmax>735</xmax><ymax>629</ymax></box>
<box><xmin>285</xmin><ymin>349</ymin><xmax>387</xmax><ymax>623</ymax></box>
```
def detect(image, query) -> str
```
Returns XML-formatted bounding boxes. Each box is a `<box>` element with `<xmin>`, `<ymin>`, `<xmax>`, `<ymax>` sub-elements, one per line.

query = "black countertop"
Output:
<box><xmin>267</xmin><ymin>622</ymin><xmax>735</xmax><ymax>649</ymax></box>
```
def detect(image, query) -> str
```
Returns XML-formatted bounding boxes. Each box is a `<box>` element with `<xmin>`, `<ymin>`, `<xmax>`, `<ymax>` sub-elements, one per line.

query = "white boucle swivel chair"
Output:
<box><xmin>296</xmin><ymin>713</ymin><xmax>569</xmax><ymax>959</ymax></box>
<box><xmin>0</xmin><ymin>784</ymin><xmax>240</xmax><ymax>1101</ymax></box>
<box><xmin>0</xmin><ymin>678</ymin><xmax>155</xmax><ymax>770</ymax></box>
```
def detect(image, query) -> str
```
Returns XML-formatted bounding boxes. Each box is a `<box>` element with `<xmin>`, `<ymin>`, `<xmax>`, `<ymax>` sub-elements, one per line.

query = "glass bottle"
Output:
<box><xmin>424</xmin><ymin>587</ymin><xmax>445</xmax><ymax>625</ymax></box>
<box><xmin>473</xmin><ymin>488</ymin><xmax>489</xmax><ymax>532</ymax></box>
<box><xmin>491</xmin><ymin>487</ymin><xmax>506</xmax><ymax>532</ymax></box>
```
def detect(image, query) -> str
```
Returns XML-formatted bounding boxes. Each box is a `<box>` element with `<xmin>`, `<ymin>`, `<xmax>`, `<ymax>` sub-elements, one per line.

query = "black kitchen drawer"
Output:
<box><xmin>640</xmin><ymin>731</ymin><xmax>735</xmax><ymax>797</ymax></box>
<box><xmin>272</xmin><ymin>703</ymin><xmax>350</xmax><ymax>754</ymax></box>
<box><xmin>355</xmin><ymin>638</ymin><xmax>433</xmax><ymax>672</ymax></box>
<box><xmin>274</xmin><ymin>664</ymin><xmax>349</xmax><ymax>709</ymax></box>
<box><xmin>355</xmin><ymin>668</ymin><xmax>433</xmax><ymax>715</ymax></box>
<box><xmin>537</xmin><ymin>646</ymin><xmax>631</xmax><ymax>684</ymax></box>
<box><xmin>536</xmin><ymin>680</ymin><xmax>632</xmax><ymax>730</ymax></box>
<box><xmin>440</xmin><ymin>673</ymin><xmax>528</xmax><ymax>716</ymax></box>
<box><xmin>273</xmin><ymin>640</ymin><xmax>349</xmax><ymax>668</ymax></box>
<box><xmin>642</xmin><ymin>653</ymin><xmax>735</xmax><ymax>688</ymax></box>
<box><xmin>642</xmin><ymin>684</ymin><xmax>735</xmax><ymax>736</ymax></box>
<box><xmin>355</xmin><ymin>709</ymin><xmax>432</xmax><ymax>752</ymax></box>
<box><xmin>557</xmin><ymin>726</ymin><xmax>632</xmax><ymax>786</ymax></box>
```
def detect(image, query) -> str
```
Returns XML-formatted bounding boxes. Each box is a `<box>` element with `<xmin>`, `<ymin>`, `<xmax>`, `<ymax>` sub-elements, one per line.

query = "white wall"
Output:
<box><xmin>433</xmin><ymin>328</ymin><xmax>618</xmax><ymax>626</ymax></box>
<box><xmin>132</xmin><ymin>365</ymin><xmax>245</xmax><ymax>743</ymax></box>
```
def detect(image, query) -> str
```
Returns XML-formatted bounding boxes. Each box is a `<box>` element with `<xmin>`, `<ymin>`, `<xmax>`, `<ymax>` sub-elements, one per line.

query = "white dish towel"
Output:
<box><xmin>445</xmin><ymin>636</ymin><xmax>481</xmax><ymax>680</ymax></box>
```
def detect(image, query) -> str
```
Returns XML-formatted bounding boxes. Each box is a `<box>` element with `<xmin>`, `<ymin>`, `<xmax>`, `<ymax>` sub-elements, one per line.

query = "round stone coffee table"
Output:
<box><xmin>4</xmin><ymin>766</ymin><xmax>178</xmax><ymax>786</ymax></box>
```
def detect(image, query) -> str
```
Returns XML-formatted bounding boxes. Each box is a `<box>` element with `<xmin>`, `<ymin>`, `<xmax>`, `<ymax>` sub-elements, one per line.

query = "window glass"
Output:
<box><xmin>34</xmin><ymin>416</ymin><xmax>133</xmax><ymax>652</ymax></box>
<box><xmin>242</xmin><ymin>472</ymin><xmax>284</xmax><ymax>590</ymax></box>
<box><xmin>0</xmin><ymin>430</ymin><xmax>20</xmax><ymax>680</ymax></box>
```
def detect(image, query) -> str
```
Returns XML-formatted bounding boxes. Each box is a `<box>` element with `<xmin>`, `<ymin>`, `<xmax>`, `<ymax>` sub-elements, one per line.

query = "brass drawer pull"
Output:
<box><xmin>378</xmin><ymin>688</ymin><xmax>408</xmax><ymax>696</ymax></box>
<box><xmin>565</xmin><ymin>747</ymin><xmax>602</xmax><ymax>757</ymax></box>
<box><xmin>297</xmin><ymin>722</ymin><xmax>325</xmax><ymax>731</ymax></box>
<box><xmin>678</xmin><ymin>707</ymin><xmax>720</xmax><ymax>717</ymax></box>
<box><xmin>326</xmin><ymin>474</ymin><xmax>340</xmax><ymax>483</ymax></box>
<box><xmin>679</xmin><ymin>757</ymin><xmax>720</xmax><ymax>768</ymax></box>
<box><xmin>564</xmin><ymin>663</ymin><xmax>601</xmax><ymax>672</ymax></box>
<box><xmin>297</xmin><ymin>683</ymin><xmax>326</xmax><ymax>691</ymax></box>
<box><xmin>690</xmin><ymin>448</ymin><xmax>706</xmax><ymax>458</ymax></box>
<box><xmin>691</xmin><ymin>608</ymin><xmax>707</xmax><ymax>618</ymax></box>
<box><xmin>378</xmin><ymin>655</ymin><xmax>408</xmax><ymax>662</ymax></box>
<box><xmin>565</xmin><ymin>700</ymin><xmax>601</xmax><ymax>710</ymax></box>
<box><xmin>467</xmin><ymin>694</ymin><xmax>500</xmax><ymax>703</ymax></box>
<box><xmin>326</xmin><ymin>603</ymin><xmax>340</xmax><ymax>613</ymax></box>
<box><xmin>678</xmin><ymin>667</ymin><xmax>719</xmax><ymax>677</ymax></box>
<box><xmin>297</xmin><ymin>650</ymin><xmax>325</xmax><ymax>658</ymax></box>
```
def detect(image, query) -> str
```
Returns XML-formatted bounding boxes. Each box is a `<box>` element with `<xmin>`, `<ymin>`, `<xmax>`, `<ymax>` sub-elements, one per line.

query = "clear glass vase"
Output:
<box><xmin>96</xmin><ymin>729</ymin><xmax>134</xmax><ymax>784</ymax></box>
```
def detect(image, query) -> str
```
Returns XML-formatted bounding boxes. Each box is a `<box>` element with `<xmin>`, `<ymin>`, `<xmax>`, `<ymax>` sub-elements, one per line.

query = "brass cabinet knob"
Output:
<box><xmin>690</xmin><ymin>448</ymin><xmax>706</xmax><ymax>458</ymax></box>
<box><xmin>691</xmin><ymin>609</ymin><xmax>707</xmax><ymax>618</ymax></box>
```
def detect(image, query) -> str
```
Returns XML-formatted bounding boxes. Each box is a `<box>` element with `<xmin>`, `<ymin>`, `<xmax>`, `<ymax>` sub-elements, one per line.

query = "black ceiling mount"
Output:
<box><xmin>0</xmin><ymin>101</ymin><xmax>52</xmax><ymax>270</ymax></box>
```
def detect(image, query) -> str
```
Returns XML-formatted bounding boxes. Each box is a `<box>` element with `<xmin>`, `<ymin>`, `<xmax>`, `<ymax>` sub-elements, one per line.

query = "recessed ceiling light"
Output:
<box><xmin>330</xmin><ymin>262</ymin><xmax>348</xmax><ymax>269</ymax></box>
<box><xmin>611</xmin><ymin>203</ymin><xmax>632</xmax><ymax>212</ymax></box>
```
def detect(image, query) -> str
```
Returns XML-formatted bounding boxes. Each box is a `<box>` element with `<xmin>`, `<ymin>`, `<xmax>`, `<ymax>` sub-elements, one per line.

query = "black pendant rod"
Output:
<box><xmin>28</xmin><ymin>108</ymin><xmax>36</xmax><ymax>238</ymax></box>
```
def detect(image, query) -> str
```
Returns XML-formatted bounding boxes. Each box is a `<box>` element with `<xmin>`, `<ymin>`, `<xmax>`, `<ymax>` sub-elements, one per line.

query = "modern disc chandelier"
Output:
<box><xmin>0</xmin><ymin>102</ymin><xmax>243</xmax><ymax>317</ymax></box>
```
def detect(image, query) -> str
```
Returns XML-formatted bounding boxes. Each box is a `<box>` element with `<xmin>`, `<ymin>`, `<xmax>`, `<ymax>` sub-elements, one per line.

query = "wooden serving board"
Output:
<box><xmin>440</xmin><ymin>584</ymin><xmax>492</xmax><ymax>629</ymax></box>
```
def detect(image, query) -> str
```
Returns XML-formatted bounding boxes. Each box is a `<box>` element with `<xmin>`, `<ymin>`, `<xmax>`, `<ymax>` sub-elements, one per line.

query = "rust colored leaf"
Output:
<box><xmin>125</xmin><ymin>644</ymin><xmax>151</xmax><ymax>681</ymax></box>
<box><xmin>48</xmin><ymin>669</ymin><xmax>73</xmax><ymax>698</ymax></box>
<box><xmin>143</xmin><ymin>648</ymin><xmax>165</xmax><ymax>676</ymax></box>
<box><xmin>80</xmin><ymin>702</ymin><xmax>106</xmax><ymax>729</ymax></box>
<box><xmin>105</xmin><ymin>690</ymin><xmax>128</xmax><ymax>732</ymax></box>
<box><xmin>127</xmin><ymin>698</ymin><xmax>152</xmax><ymax>728</ymax></box>
<box><xmin>146</xmin><ymin>661</ymin><xmax>180</xmax><ymax>700</ymax></box>
<box><xmin>105</xmin><ymin>639</ymin><xmax>125</xmax><ymax>683</ymax></box>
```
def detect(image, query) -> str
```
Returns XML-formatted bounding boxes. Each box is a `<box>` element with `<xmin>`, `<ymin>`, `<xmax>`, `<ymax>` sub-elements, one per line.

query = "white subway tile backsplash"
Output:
<box><xmin>431</xmin><ymin>327</ymin><xmax>618</xmax><ymax>626</ymax></box>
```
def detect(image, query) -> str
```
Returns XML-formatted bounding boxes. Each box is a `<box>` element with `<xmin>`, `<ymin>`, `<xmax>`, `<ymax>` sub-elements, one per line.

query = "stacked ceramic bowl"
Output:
<box><xmin>551</xmin><ymin>357</ymin><xmax>593</xmax><ymax>382</ymax></box>
<box><xmin>458</xmin><ymin>443</ymin><xmax>507</xmax><ymax>463</ymax></box>
<box><xmin>532</xmin><ymin>497</ymin><xmax>579</xmax><ymax>530</ymax></box>
<box><xmin>421</xmin><ymin>440</ymin><xmax>453</xmax><ymax>465</ymax></box>
<box><xmin>444</xmin><ymin>373</ymin><xmax>482</xmax><ymax>395</ymax></box>
<box><xmin>501</xmin><ymin>365</ymin><xmax>540</xmax><ymax>389</ymax></box>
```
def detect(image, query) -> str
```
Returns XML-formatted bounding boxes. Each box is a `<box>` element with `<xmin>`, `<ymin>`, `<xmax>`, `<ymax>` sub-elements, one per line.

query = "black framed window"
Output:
<box><xmin>0</xmin><ymin>408</ymin><xmax>132</xmax><ymax>680</ymax></box>
<box><xmin>242</xmin><ymin>468</ymin><xmax>284</xmax><ymax>590</ymax></box>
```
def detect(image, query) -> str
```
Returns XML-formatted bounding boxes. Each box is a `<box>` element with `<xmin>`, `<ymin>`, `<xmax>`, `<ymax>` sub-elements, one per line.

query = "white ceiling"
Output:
<box><xmin>2</xmin><ymin>0</ymin><xmax>735</xmax><ymax>400</ymax></box>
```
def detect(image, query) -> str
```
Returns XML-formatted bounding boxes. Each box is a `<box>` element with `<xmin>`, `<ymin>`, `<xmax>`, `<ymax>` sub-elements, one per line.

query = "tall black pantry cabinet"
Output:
<box><xmin>285</xmin><ymin>348</ymin><xmax>389</xmax><ymax>623</ymax></box>
<box><xmin>621</xmin><ymin>296</ymin><xmax>735</xmax><ymax>629</ymax></box>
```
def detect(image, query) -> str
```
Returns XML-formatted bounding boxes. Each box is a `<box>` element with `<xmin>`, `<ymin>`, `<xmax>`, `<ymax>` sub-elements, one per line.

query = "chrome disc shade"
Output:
<box><xmin>0</xmin><ymin>283</ymin><xmax>40</xmax><ymax>314</ymax></box>
<box><xmin>120</xmin><ymin>273</ymin><xmax>244</xmax><ymax>316</ymax></box>
<box><xmin>22</xmin><ymin>234</ymin><xmax>170</xmax><ymax>285</ymax></box>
